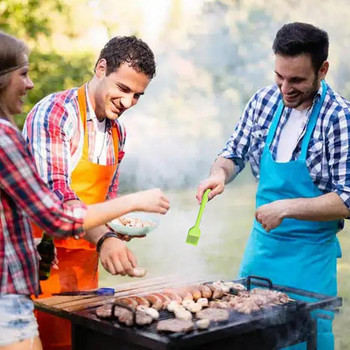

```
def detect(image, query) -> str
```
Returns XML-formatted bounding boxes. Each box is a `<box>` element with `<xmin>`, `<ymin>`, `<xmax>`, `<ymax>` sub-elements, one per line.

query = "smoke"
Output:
<box><xmin>101</xmin><ymin>185</ymin><xmax>256</xmax><ymax>288</ymax></box>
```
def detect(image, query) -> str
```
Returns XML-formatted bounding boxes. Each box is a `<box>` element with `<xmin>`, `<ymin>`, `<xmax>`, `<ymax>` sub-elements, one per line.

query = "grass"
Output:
<box><xmin>99</xmin><ymin>184</ymin><xmax>350</xmax><ymax>349</ymax></box>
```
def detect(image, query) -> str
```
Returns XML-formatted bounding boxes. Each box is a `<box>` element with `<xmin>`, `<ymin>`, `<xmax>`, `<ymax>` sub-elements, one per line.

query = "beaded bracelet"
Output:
<box><xmin>96</xmin><ymin>232</ymin><xmax>119</xmax><ymax>252</ymax></box>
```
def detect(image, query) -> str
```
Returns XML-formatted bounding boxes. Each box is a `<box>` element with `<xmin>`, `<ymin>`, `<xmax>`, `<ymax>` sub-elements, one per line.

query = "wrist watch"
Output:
<box><xmin>96</xmin><ymin>232</ymin><xmax>119</xmax><ymax>252</ymax></box>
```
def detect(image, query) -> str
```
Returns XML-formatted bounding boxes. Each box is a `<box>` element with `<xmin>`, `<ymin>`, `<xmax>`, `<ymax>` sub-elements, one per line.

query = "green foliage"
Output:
<box><xmin>14</xmin><ymin>50</ymin><xmax>94</xmax><ymax>129</ymax></box>
<box><xmin>1</xmin><ymin>0</ymin><xmax>95</xmax><ymax>129</ymax></box>
<box><xmin>0</xmin><ymin>0</ymin><xmax>65</xmax><ymax>39</ymax></box>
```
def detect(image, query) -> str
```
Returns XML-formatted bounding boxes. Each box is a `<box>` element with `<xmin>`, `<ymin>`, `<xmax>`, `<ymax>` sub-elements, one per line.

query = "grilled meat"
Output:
<box><xmin>209</xmin><ymin>300</ymin><xmax>230</xmax><ymax>309</ymax></box>
<box><xmin>196</xmin><ymin>318</ymin><xmax>210</xmax><ymax>330</ymax></box>
<box><xmin>162</xmin><ymin>291</ymin><xmax>182</xmax><ymax>304</ymax></box>
<box><xmin>196</xmin><ymin>308</ymin><xmax>229</xmax><ymax>322</ymax></box>
<box><xmin>130</xmin><ymin>296</ymin><xmax>150</xmax><ymax>307</ymax></box>
<box><xmin>157</xmin><ymin>319</ymin><xmax>194</xmax><ymax>333</ymax></box>
<box><xmin>187</xmin><ymin>286</ymin><xmax>202</xmax><ymax>301</ymax></box>
<box><xmin>223</xmin><ymin>282</ymin><xmax>246</xmax><ymax>291</ymax></box>
<box><xmin>197</xmin><ymin>297</ymin><xmax>209</xmax><ymax>307</ymax></box>
<box><xmin>115</xmin><ymin>297</ymin><xmax>138</xmax><ymax>309</ymax></box>
<box><xmin>144</xmin><ymin>294</ymin><xmax>163</xmax><ymax>310</ymax></box>
<box><xmin>152</xmin><ymin>292</ymin><xmax>172</xmax><ymax>309</ymax></box>
<box><xmin>96</xmin><ymin>304</ymin><xmax>113</xmax><ymax>318</ymax></box>
<box><xmin>135</xmin><ymin>309</ymin><xmax>153</xmax><ymax>325</ymax></box>
<box><xmin>114</xmin><ymin>306</ymin><xmax>134</xmax><ymax>326</ymax></box>
<box><xmin>205</xmin><ymin>284</ymin><xmax>225</xmax><ymax>299</ymax></box>
<box><xmin>198</xmin><ymin>284</ymin><xmax>212</xmax><ymax>299</ymax></box>
<box><xmin>250</xmin><ymin>288</ymin><xmax>291</xmax><ymax>304</ymax></box>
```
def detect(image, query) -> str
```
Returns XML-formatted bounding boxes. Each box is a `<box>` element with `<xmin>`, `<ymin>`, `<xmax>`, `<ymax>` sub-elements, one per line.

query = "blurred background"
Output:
<box><xmin>2</xmin><ymin>0</ymin><xmax>350</xmax><ymax>348</ymax></box>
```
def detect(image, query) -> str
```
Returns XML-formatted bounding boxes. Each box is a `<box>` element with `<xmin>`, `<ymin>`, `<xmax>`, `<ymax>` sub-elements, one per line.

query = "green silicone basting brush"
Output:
<box><xmin>186</xmin><ymin>189</ymin><xmax>211</xmax><ymax>245</ymax></box>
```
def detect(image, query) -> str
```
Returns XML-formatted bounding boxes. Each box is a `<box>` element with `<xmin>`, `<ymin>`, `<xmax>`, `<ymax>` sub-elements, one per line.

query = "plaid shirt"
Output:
<box><xmin>220</xmin><ymin>82</ymin><xmax>350</xmax><ymax>210</ymax></box>
<box><xmin>23</xmin><ymin>86</ymin><xmax>126</xmax><ymax>202</ymax></box>
<box><xmin>0</xmin><ymin>118</ymin><xmax>87</xmax><ymax>296</ymax></box>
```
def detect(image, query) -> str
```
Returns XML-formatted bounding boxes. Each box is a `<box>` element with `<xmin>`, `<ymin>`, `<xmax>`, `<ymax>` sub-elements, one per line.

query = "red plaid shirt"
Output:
<box><xmin>0</xmin><ymin>118</ymin><xmax>87</xmax><ymax>296</ymax></box>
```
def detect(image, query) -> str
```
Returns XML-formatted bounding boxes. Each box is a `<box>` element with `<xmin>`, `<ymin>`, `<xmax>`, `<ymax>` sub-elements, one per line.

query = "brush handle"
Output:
<box><xmin>195</xmin><ymin>189</ymin><xmax>210</xmax><ymax>226</ymax></box>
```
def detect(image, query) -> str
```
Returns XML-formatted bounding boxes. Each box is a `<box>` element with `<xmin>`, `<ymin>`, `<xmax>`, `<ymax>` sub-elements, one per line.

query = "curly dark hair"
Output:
<box><xmin>94</xmin><ymin>36</ymin><xmax>156</xmax><ymax>79</ymax></box>
<box><xmin>272</xmin><ymin>22</ymin><xmax>329</xmax><ymax>74</ymax></box>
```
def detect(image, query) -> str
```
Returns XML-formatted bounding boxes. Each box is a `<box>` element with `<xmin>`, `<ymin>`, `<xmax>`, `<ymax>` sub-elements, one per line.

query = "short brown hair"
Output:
<box><xmin>272</xmin><ymin>22</ymin><xmax>329</xmax><ymax>74</ymax></box>
<box><xmin>94</xmin><ymin>36</ymin><xmax>156</xmax><ymax>79</ymax></box>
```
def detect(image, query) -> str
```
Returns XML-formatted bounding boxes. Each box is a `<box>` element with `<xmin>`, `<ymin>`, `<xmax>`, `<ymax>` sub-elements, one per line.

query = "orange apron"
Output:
<box><xmin>34</xmin><ymin>85</ymin><xmax>119</xmax><ymax>350</ymax></box>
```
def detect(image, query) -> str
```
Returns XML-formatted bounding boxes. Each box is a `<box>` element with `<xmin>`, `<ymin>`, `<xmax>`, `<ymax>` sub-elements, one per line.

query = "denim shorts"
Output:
<box><xmin>0</xmin><ymin>294</ymin><xmax>39</xmax><ymax>346</ymax></box>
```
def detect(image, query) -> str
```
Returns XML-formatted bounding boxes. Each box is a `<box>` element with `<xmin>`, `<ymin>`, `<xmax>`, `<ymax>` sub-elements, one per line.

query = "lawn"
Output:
<box><xmin>100</xmin><ymin>185</ymin><xmax>350</xmax><ymax>349</ymax></box>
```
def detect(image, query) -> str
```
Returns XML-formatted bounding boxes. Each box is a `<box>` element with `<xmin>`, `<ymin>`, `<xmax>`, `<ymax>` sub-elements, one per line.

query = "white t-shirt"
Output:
<box><xmin>276</xmin><ymin>108</ymin><xmax>309</xmax><ymax>162</ymax></box>
<box><xmin>86</xmin><ymin>92</ymin><xmax>108</xmax><ymax>165</ymax></box>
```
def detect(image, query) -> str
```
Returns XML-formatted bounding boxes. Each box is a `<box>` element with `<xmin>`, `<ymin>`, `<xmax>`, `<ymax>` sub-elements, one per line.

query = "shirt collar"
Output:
<box><xmin>84</xmin><ymin>84</ymin><xmax>112</xmax><ymax>130</ymax></box>
<box><xmin>313</xmin><ymin>80</ymin><xmax>325</xmax><ymax>103</ymax></box>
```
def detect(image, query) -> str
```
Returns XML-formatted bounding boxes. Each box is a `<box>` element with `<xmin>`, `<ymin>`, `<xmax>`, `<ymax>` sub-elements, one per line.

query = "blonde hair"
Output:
<box><xmin>0</xmin><ymin>31</ymin><xmax>28</xmax><ymax>118</ymax></box>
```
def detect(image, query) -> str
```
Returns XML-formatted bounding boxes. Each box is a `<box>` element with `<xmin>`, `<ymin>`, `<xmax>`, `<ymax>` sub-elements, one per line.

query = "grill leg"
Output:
<box><xmin>306</xmin><ymin>318</ymin><xmax>317</xmax><ymax>350</ymax></box>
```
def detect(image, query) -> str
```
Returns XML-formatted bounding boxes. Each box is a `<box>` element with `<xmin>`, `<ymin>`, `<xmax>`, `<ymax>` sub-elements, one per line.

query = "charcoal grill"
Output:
<box><xmin>34</xmin><ymin>275</ymin><xmax>342</xmax><ymax>350</ymax></box>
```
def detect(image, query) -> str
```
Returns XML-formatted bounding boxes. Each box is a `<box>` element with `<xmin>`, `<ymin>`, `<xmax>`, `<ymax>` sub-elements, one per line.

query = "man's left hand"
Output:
<box><xmin>255</xmin><ymin>199</ymin><xmax>289</xmax><ymax>232</ymax></box>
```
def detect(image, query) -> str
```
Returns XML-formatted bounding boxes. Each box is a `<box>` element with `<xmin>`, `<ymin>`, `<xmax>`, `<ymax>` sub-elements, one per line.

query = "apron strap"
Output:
<box><xmin>77</xmin><ymin>85</ymin><xmax>89</xmax><ymax>159</ymax></box>
<box><xmin>264</xmin><ymin>80</ymin><xmax>328</xmax><ymax>159</ymax></box>
<box><xmin>300</xmin><ymin>80</ymin><xmax>327</xmax><ymax>160</ymax></box>
<box><xmin>77</xmin><ymin>85</ymin><xmax>119</xmax><ymax>161</ymax></box>
<box><xmin>265</xmin><ymin>97</ymin><xmax>284</xmax><ymax>149</ymax></box>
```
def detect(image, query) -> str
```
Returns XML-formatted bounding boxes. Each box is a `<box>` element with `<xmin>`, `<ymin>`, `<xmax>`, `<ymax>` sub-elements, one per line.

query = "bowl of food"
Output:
<box><xmin>108</xmin><ymin>212</ymin><xmax>160</xmax><ymax>237</ymax></box>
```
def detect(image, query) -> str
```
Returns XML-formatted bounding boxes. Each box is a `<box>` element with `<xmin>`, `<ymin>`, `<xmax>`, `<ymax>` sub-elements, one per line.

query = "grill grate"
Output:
<box><xmin>76</xmin><ymin>291</ymin><xmax>305</xmax><ymax>340</ymax></box>
<box><xmin>35</xmin><ymin>276</ymin><xmax>342</xmax><ymax>350</ymax></box>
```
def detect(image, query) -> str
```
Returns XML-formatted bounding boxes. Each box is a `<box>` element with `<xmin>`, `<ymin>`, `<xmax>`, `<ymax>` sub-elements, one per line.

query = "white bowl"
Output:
<box><xmin>108</xmin><ymin>211</ymin><xmax>160</xmax><ymax>236</ymax></box>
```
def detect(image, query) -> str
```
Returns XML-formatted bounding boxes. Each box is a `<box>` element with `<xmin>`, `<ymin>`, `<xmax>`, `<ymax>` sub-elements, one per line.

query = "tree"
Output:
<box><xmin>0</xmin><ymin>0</ymin><xmax>95</xmax><ymax>128</ymax></box>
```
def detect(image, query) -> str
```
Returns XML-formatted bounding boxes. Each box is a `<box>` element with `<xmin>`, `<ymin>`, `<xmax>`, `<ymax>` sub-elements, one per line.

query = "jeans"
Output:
<box><xmin>0</xmin><ymin>294</ymin><xmax>39</xmax><ymax>346</ymax></box>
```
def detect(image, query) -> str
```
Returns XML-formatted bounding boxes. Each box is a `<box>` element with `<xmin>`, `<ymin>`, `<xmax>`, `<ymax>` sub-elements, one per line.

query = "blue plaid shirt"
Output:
<box><xmin>220</xmin><ymin>82</ymin><xmax>350</xmax><ymax>211</ymax></box>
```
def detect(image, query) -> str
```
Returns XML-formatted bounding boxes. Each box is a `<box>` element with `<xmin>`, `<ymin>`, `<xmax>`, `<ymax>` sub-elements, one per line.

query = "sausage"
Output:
<box><xmin>130</xmin><ymin>296</ymin><xmax>150</xmax><ymax>307</ymax></box>
<box><xmin>152</xmin><ymin>292</ymin><xmax>172</xmax><ymax>309</ymax></box>
<box><xmin>144</xmin><ymin>294</ymin><xmax>163</xmax><ymax>310</ymax></box>
<box><xmin>198</xmin><ymin>285</ymin><xmax>212</xmax><ymax>299</ymax></box>
<box><xmin>115</xmin><ymin>297</ymin><xmax>138</xmax><ymax>309</ymax></box>
<box><xmin>163</xmin><ymin>287</ymin><xmax>193</xmax><ymax>301</ymax></box>
<box><xmin>187</xmin><ymin>286</ymin><xmax>202</xmax><ymax>301</ymax></box>
<box><xmin>162</xmin><ymin>291</ymin><xmax>182</xmax><ymax>304</ymax></box>
<box><xmin>205</xmin><ymin>284</ymin><xmax>224</xmax><ymax>299</ymax></box>
<box><xmin>178</xmin><ymin>288</ymin><xmax>194</xmax><ymax>301</ymax></box>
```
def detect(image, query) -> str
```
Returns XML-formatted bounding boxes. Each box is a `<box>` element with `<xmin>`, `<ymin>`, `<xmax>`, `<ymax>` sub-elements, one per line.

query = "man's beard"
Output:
<box><xmin>283</xmin><ymin>75</ymin><xmax>319</xmax><ymax>110</ymax></box>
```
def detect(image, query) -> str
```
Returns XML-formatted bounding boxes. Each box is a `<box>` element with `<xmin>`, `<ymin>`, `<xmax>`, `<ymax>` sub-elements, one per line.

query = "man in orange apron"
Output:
<box><xmin>23</xmin><ymin>36</ymin><xmax>156</xmax><ymax>350</ymax></box>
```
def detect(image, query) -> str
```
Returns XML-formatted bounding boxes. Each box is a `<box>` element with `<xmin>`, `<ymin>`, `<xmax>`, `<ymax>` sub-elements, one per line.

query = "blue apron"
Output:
<box><xmin>238</xmin><ymin>80</ymin><xmax>341</xmax><ymax>350</ymax></box>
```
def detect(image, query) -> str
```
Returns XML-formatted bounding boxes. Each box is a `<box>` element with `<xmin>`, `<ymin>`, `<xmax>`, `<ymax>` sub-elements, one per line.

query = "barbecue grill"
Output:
<box><xmin>34</xmin><ymin>275</ymin><xmax>342</xmax><ymax>350</ymax></box>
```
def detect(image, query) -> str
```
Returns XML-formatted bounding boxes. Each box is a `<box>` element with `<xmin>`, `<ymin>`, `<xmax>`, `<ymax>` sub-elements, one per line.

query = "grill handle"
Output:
<box><xmin>303</xmin><ymin>297</ymin><xmax>343</xmax><ymax>312</ymax></box>
<box><xmin>246</xmin><ymin>275</ymin><xmax>273</xmax><ymax>291</ymax></box>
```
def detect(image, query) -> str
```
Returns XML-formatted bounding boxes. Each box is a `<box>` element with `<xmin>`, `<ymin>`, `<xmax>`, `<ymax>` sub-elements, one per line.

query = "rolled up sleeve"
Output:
<box><xmin>219</xmin><ymin>95</ymin><xmax>257</xmax><ymax>178</ymax></box>
<box><xmin>24</xmin><ymin>100</ymin><xmax>79</xmax><ymax>203</ymax></box>
<box><xmin>328</xmin><ymin>110</ymin><xmax>350</xmax><ymax>210</ymax></box>
<box><xmin>1</xmin><ymin>124</ymin><xmax>87</xmax><ymax>238</ymax></box>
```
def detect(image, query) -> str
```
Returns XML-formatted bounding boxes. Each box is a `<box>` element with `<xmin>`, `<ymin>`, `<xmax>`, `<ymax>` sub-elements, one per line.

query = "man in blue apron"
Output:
<box><xmin>196</xmin><ymin>22</ymin><xmax>350</xmax><ymax>350</ymax></box>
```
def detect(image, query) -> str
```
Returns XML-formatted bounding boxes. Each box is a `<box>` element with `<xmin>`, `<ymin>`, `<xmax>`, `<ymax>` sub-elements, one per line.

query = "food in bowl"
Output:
<box><xmin>108</xmin><ymin>212</ymin><xmax>159</xmax><ymax>236</ymax></box>
<box><xmin>116</xmin><ymin>216</ymin><xmax>154</xmax><ymax>228</ymax></box>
